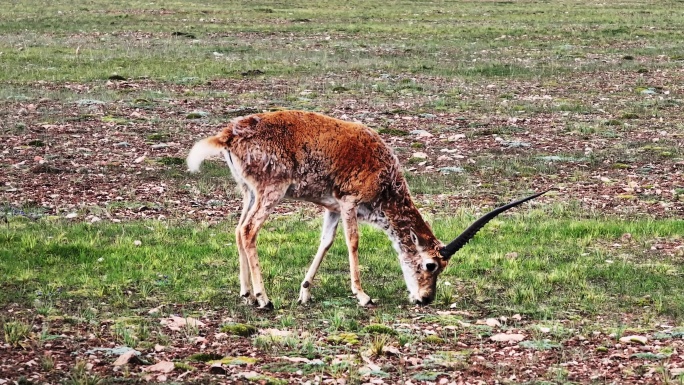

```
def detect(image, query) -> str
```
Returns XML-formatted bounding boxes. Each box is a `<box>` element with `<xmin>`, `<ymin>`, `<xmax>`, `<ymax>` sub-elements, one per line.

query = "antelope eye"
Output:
<box><xmin>425</xmin><ymin>262</ymin><xmax>438</xmax><ymax>272</ymax></box>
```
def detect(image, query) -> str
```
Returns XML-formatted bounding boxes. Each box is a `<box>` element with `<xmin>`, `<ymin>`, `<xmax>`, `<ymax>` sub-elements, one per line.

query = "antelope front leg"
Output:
<box><xmin>298</xmin><ymin>210</ymin><xmax>340</xmax><ymax>304</ymax></box>
<box><xmin>339</xmin><ymin>200</ymin><xmax>373</xmax><ymax>306</ymax></box>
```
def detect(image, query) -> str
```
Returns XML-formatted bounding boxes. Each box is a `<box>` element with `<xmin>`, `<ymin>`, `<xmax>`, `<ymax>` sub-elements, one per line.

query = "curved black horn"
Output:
<box><xmin>439</xmin><ymin>190</ymin><xmax>550</xmax><ymax>259</ymax></box>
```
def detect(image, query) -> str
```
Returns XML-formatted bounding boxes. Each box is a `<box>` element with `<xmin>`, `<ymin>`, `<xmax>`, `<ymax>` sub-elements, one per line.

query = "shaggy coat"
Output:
<box><xmin>188</xmin><ymin>110</ymin><xmax>446</xmax><ymax>308</ymax></box>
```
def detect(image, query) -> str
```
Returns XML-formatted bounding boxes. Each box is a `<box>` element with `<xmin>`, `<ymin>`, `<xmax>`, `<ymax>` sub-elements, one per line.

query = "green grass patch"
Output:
<box><xmin>2</xmin><ymin>0</ymin><xmax>683</xmax><ymax>83</ymax></box>
<box><xmin>1</xmin><ymin>214</ymin><xmax>683</xmax><ymax>320</ymax></box>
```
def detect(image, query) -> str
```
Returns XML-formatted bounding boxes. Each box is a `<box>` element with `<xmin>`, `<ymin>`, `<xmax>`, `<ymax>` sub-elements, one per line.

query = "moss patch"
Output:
<box><xmin>187</xmin><ymin>352</ymin><xmax>223</xmax><ymax>362</ymax></box>
<box><xmin>363</xmin><ymin>324</ymin><xmax>397</xmax><ymax>335</ymax></box>
<box><xmin>327</xmin><ymin>332</ymin><xmax>360</xmax><ymax>345</ymax></box>
<box><xmin>423</xmin><ymin>335</ymin><xmax>445</xmax><ymax>344</ymax></box>
<box><xmin>220</xmin><ymin>323</ymin><xmax>258</xmax><ymax>337</ymax></box>
<box><xmin>209</xmin><ymin>356</ymin><xmax>258</xmax><ymax>366</ymax></box>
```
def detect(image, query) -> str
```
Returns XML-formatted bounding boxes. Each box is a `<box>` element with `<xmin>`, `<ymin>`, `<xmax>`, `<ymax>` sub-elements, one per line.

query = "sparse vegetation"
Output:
<box><xmin>2</xmin><ymin>0</ymin><xmax>684</xmax><ymax>383</ymax></box>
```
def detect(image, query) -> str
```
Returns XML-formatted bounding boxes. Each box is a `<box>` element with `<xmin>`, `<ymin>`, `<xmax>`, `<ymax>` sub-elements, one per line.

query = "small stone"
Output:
<box><xmin>410</xmin><ymin>129</ymin><xmax>433</xmax><ymax>138</ymax></box>
<box><xmin>113</xmin><ymin>350</ymin><xmax>142</xmax><ymax>366</ymax></box>
<box><xmin>209</xmin><ymin>363</ymin><xmax>226</xmax><ymax>374</ymax></box>
<box><xmin>619</xmin><ymin>335</ymin><xmax>648</xmax><ymax>345</ymax></box>
<box><xmin>439</xmin><ymin>166</ymin><xmax>464</xmax><ymax>174</ymax></box>
<box><xmin>491</xmin><ymin>333</ymin><xmax>525</xmax><ymax>342</ymax></box>
<box><xmin>485</xmin><ymin>318</ymin><xmax>501</xmax><ymax>327</ymax></box>
<box><xmin>151</xmin><ymin>143</ymin><xmax>169</xmax><ymax>149</ymax></box>
<box><xmin>448</xmin><ymin>134</ymin><xmax>466</xmax><ymax>141</ymax></box>
<box><xmin>65</xmin><ymin>213</ymin><xmax>78</xmax><ymax>219</ymax></box>
<box><xmin>504</xmin><ymin>141</ymin><xmax>531</xmax><ymax>148</ymax></box>
<box><xmin>411</xmin><ymin>152</ymin><xmax>428</xmax><ymax>159</ymax></box>
<box><xmin>143</xmin><ymin>361</ymin><xmax>175</xmax><ymax>373</ymax></box>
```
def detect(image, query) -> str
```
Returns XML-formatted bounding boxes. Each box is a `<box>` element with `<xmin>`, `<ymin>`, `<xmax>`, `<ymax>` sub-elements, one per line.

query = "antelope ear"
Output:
<box><xmin>410</xmin><ymin>230</ymin><xmax>420</xmax><ymax>246</ymax></box>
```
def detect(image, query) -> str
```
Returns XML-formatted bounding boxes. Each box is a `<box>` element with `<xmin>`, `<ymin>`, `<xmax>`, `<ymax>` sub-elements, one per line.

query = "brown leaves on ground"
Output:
<box><xmin>1</xmin><ymin>76</ymin><xmax>682</xmax><ymax>222</ymax></box>
<box><xmin>2</xmin><ymin>309</ymin><xmax>684</xmax><ymax>384</ymax></box>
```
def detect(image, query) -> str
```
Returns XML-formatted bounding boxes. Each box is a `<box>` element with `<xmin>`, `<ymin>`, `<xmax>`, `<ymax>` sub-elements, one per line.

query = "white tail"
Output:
<box><xmin>187</xmin><ymin>110</ymin><xmax>547</xmax><ymax>309</ymax></box>
<box><xmin>186</xmin><ymin>137</ymin><xmax>224</xmax><ymax>173</ymax></box>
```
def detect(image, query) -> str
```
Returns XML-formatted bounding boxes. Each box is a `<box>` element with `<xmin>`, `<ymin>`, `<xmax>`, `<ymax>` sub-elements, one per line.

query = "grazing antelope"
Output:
<box><xmin>187</xmin><ymin>110</ymin><xmax>547</xmax><ymax>310</ymax></box>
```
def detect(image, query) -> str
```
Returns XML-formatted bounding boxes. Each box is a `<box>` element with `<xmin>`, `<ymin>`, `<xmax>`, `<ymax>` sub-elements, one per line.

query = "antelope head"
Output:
<box><xmin>407</xmin><ymin>190</ymin><xmax>549</xmax><ymax>306</ymax></box>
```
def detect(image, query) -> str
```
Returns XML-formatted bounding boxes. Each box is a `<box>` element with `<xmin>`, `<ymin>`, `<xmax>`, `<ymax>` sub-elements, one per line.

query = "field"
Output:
<box><xmin>1</xmin><ymin>0</ymin><xmax>684</xmax><ymax>383</ymax></box>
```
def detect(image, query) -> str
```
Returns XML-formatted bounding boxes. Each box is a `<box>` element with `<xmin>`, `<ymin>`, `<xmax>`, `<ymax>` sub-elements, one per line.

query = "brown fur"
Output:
<box><xmin>189</xmin><ymin>110</ymin><xmax>447</xmax><ymax>308</ymax></box>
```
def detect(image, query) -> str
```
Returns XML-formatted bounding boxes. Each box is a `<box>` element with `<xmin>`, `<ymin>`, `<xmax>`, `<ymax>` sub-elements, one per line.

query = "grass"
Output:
<box><xmin>1</xmin><ymin>0</ymin><xmax>683</xmax><ymax>83</ymax></box>
<box><xmin>2</xmin><ymin>1</ymin><xmax>684</xmax><ymax>382</ymax></box>
<box><xmin>2</xmin><ymin>213</ymin><xmax>683</xmax><ymax>320</ymax></box>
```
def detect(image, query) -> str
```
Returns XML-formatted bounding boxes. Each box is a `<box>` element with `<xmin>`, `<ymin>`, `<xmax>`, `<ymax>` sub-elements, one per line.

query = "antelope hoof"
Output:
<box><xmin>240</xmin><ymin>292</ymin><xmax>257</xmax><ymax>306</ymax></box>
<box><xmin>356</xmin><ymin>292</ymin><xmax>374</xmax><ymax>307</ymax></box>
<box><xmin>298</xmin><ymin>288</ymin><xmax>312</xmax><ymax>305</ymax></box>
<box><xmin>257</xmin><ymin>301</ymin><xmax>274</xmax><ymax>311</ymax></box>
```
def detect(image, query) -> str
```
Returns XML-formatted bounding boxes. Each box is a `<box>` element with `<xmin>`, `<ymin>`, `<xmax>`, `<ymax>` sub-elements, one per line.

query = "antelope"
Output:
<box><xmin>187</xmin><ymin>110</ymin><xmax>547</xmax><ymax>310</ymax></box>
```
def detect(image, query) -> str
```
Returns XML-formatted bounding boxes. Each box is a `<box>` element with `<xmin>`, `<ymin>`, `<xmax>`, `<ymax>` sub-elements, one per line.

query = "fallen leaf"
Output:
<box><xmin>148</xmin><ymin>305</ymin><xmax>164</xmax><ymax>315</ymax></box>
<box><xmin>360</xmin><ymin>354</ymin><xmax>382</xmax><ymax>371</ymax></box>
<box><xmin>277</xmin><ymin>356</ymin><xmax>323</xmax><ymax>365</ymax></box>
<box><xmin>490</xmin><ymin>333</ymin><xmax>526</xmax><ymax>342</ymax></box>
<box><xmin>331</xmin><ymin>354</ymin><xmax>356</xmax><ymax>365</ymax></box>
<box><xmin>485</xmin><ymin>318</ymin><xmax>501</xmax><ymax>327</ymax></box>
<box><xmin>670</xmin><ymin>367</ymin><xmax>684</xmax><ymax>376</ymax></box>
<box><xmin>143</xmin><ymin>361</ymin><xmax>174</xmax><ymax>373</ymax></box>
<box><xmin>237</xmin><ymin>371</ymin><xmax>261</xmax><ymax>380</ymax></box>
<box><xmin>260</xmin><ymin>328</ymin><xmax>292</xmax><ymax>337</ymax></box>
<box><xmin>382</xmin><ymin>346</ymin><xmax>401</xmax><ymax>356</ymax></box>
<box><xmin>161</xmin><ymin>315</ymin><xmax>206</xmax><ymax>331</ymax></box>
